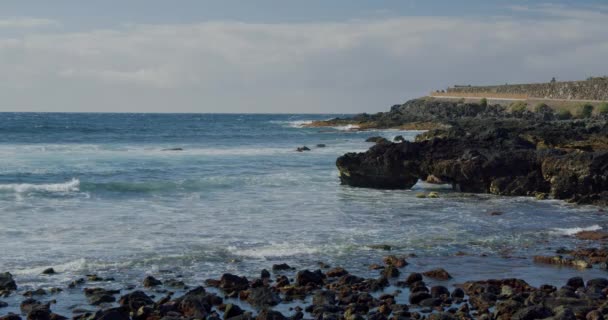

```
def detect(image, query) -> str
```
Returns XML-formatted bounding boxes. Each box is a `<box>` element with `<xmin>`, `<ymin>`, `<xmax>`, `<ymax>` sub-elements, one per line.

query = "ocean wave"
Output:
<box><xmin>0</xmin><ymin>178</ymin><xmax>80</xmax><ymax>193</ymax></box>
<box><xmin>549</xmin><ymin>225</ymin><xmax>602</xmax><ymax>236</ymax></box>
<box><xmin>331</xmin><ymin>124</ymin><xmax>360</xmax><ymax>131</ymax></box>
<box><xmin>269</xmin><ymin>120</ymin><xmax>314</xmax><ymax>128</ymax></box>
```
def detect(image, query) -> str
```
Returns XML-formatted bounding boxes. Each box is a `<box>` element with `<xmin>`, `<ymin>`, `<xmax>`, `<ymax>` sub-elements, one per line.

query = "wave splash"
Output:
<box><xmin>0</xmin><ymin>178</ymin><xmax>80</xmax><ymax>193</ymax></box>
<box><xmin>550</xmin><ymin>224</ymin><xmax>602</xmax><ymax>236</ymax></box>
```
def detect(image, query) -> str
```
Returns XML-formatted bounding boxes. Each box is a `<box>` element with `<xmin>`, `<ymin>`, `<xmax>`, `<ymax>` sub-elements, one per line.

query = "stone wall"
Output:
<box><xmin>437</xmin><ymin>78</ymin><xmax>608</xmax><ymax>101</ymax></box>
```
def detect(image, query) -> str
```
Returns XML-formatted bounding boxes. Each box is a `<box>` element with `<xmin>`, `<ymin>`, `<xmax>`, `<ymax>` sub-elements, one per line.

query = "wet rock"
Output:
<box><xmin>91</xmin><ymin>307</ymin><xmax>130</xmax><ymax>320</ymax></box>
<box><xmin>23</xmin><ymin>289</ymin><xmax>47</xmax><ymax>297</ymax></box>
<box><xmin>260</xmin><ymin>269</ymin><xmax>271</xmax><ymax>279</ymax></box>
<box><xmin>549</xmin><ymin>306</ymin><xmax>576</xmax><ymax>320</ymax></box>
<box><xmin>576</xmin><ymin>231</ymin><xmax>608</xmax><ymax>241</ymax></box>
<box><xmin>405</xmin><ymin>273</ymin><xmax>423</xmax><ymax>286</ymax></box>
<box><xmin>271</xmin><ymin>263</ymin><xmax>293</xmax><ymax>271</ymax></box>
<box><xmin>587</xmin><ymin>278</ymin><xmax>608</xmax><ymax>289</ymax></box>
<box><xmin>422</xmin><ymin>268</ymin><xmax>452</xmax><ymax>280</ymax></box>
<box><xmin>67</xmin><ymin>278</ymin><xmax>85</xmax><ymax>288</ymax></box>
<box><xmin>365</xmin><ymin>136</ymin><xmax>389</xmax><ymax>144</ymax></box>
<box><xmin>20</xmin><ymin>299</ymin><xmax>49</xmax><ymax>315</ymax></box>
<box><xmin>84</xmin><ymin>288</ymin><xmax>119</xmax><ymax>305</ymax></box>
<box><xmin>381</xmin><ymin>265</ymin><xmax>400</xmax><ymax>278</ymax></box>
<box><xmin>143</xmin><ymin>275</ymin><xmax>162</xmax><ymax>288</ymax></box>
<box><xmin>220</xmin><ymin>273</ymin><xmax>249</xmax><ymax>292</ymax></box>
<box><xmin>295</xmin><ymin>269</ymin><xmax>325</xmax><ymax>287</ymax></box>
<box><xmin>382</xmin><ymin>255</ymin><xmax>408</xmax><ymax>268</ymax></box>
<box><xmin>368</xmin><ymin>244</ymin><xmax>392</xmax><ymax>251</ymax></box>
<box><xmin>164</xmin><ymin>279</ymin><xmax>187</xmax><ymax>289</ymax></box>
<box><xmin>512</xmin><ymin>305</ymin><xmax>553</xmax><ymax>320</ymax></box>
<box><xmin>316</xmin><ymin>144</ymin><xmax>327</xmax><ymax>148</ymax></box>
<box><xmin>312</xmin><ymin>290</ymin><xmax>336</xmax><ymax>306</ymax></box>
<box><xmin>0</xmin><ymin>272</ymin><xmax>17</xmax><ymax>293</ymax></box>
<box><xmin>256</xmin><ymin>309</ymin><xmax>286</xmax><ymax>320</ymax></box>
<box><xmin>430</xmin><ymin>286</ymin><xmax>450</xmax><ymax>299</ymax></box>
<box><xmin>173</xmin><ymin>287</ymin><xmax>219</xmax><ymax>319</ymax></box>
<box><xmin>566</xmin><ymin>277</ymin><xmax>585</xmax><ymax>290</ymax></box>
<box><xmin>0</xmin><ymin>301</ymin><xmax>7</xmax><ymax>308</ymax></box>
<box><xmin>494</xmin><ymin>299</ymin><xmax>523</xmax><ymax>320</ymax></box>
<box><xmin>162</xmin><ymin>148</ymin><xmax>183</xmax><ymax>151</ymax></box>
<box><xmin>296</xmin><ymin>146</ymin><xmax>311</xmax><ymax>152</ymax></box>
<box><xmin>451</xmin><ymin>288</ymin><xmax>465</xmax><ymax>299</ymax></box>
<box><xmin>41</xmin><ymin>269</ymin><xmax>55</xmax><ymax>275</ymax></box>
<box><xmin>409</xmin><ymin>292</ymin><xmax>432</xmax><ymax>305</ymax></box>
<box><xmin>86</xmin><ymin>274</ymin><xmax>104</xmax><ymax>282</ymax></box>
<box><xmin>118</xmin><ymin>290</ymin><xmax>154</xmax><ymax>312</ymax></box>
<box><xmin>0</xmin><ymin>314</ymin><xmax>21</xmax><ymax>320</ymax></box>
<box><xmin>224</xmin><ymin>304</ymin><xmax>244</xmax><ymax>320</ymax></box>
<box><xmin>326</xmin><ymin>267</ymin><xmax>348</xmax><ymax>278</ymax></box>
<box><xmin>247</xmin><ymin>287</ymin><xmax>281</xmax><ymax>307</ymax></box>
<box><xmin>534</xmin><ymin>256</ymin><xmax>591</xmax><ymax>268</ymax></box>
<box><xmin>394</xmin><ymin>136</ymin><xmax>405</xmax><ymax>142</ymax></box>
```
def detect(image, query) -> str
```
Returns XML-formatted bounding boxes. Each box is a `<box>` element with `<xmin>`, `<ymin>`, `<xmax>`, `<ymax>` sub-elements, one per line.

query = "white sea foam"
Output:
<box><xmin>550</xmin><ymin>225</ymin><xmax>602</xmax><ymax>236</ymax></box>
<box><xmin>331</xmin><ymin>124</ymin><xmax>360</xmax><ymax>131</ymax></box>
<box><xmin>228</xmin><ymin>243</ymin><xmax>321</xmax><ymax>258</ymax></box>
<box><xmin>0</xmin><ymin>178</ymin><xmax>80</xmax><ymax>193</ymax></box>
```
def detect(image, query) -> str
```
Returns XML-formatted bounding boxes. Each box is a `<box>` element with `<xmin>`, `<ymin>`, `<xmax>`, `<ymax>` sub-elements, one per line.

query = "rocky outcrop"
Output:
<box><xmin>337</xmin><ymin>120</ymin><xmax>608</xmax><ymax>205</ymax></box>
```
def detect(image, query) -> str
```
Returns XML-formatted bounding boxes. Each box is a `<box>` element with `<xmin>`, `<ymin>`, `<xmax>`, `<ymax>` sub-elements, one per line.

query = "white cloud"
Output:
<box><xmin>0</xmin><ymin>17</ymin><xmax>59</xmax><ymax>29</ymax></box>
<box><xmin>0</xmin><ymin>6</ymin><xmax>606</xmax><ymax>113</ymax></box>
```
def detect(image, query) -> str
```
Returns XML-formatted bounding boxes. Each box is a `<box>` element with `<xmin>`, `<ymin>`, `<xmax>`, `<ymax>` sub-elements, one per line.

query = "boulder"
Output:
<box><xmin>0</xmin><ymin>273</ymin><xmax>17</xmax><ymax>292</ymax></box>
<box><xmin>220</xmin><ymin>273</ymin><xmax>249</xmax><ymax>292</ymax></box>
<box><xmin>142</xmin><ymin>275</ymin><xmax>162</xmax><ymax>287</ymax></box>
<box><xmin>118</xmin><ymin>291</ymin><xmax>154</xmax><ymax>312</ymax></box>
<box><xmin>422</xmin><ymin>268</ymin><xmax>452</xmax><ymax>280</ymax></box>
<box><xmin>295</xmin><ymin>269</ymin><xmax>325</xmax><ymax>286</ymax></box>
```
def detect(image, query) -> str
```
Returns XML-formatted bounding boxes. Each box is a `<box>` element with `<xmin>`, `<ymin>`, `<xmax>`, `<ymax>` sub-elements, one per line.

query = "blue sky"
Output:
<box><xmin>0</xmin><ymin>1</ymin><xmax>606</xmax><ymax>113</ymax></box>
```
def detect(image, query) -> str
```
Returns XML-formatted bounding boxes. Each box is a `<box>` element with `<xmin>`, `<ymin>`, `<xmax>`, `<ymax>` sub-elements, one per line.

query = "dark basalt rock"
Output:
<box><xmin>220</xmin><ymin>273</ymin><xmax>249</xmax><ymax>292</ymax></box>
<box><xmin>41</xmin><ymin>268</ymin><xmax>55</xmax><ymax>275</ymax></box>
<box><xmin>295</xmin><ymin>269</ymin><xmax>325</xmax><ymax>287</ymax></box>
<box><xmin>271</xmin><ymin>263</ymin><xmax>293</xmax><ymax>271</ymax></box>
<box><xmin>337</xmin><ymin>120</ymin><xmax>608</xmax><ymax>205</ymax></box>
<box><xmin>0</xmin><ymin>272</ymin><xmax>17</xmax><ymax>293</ymax></box>
<box><xmin>296</xmin><ymin>146</ymin><xmax>311</xmax><ymax>152</ymax></box>
<box><xmin>118</xmin><ymin>290</ymin><xmax>154</xmax><ymax>312</ymax></box>
<box><xmin>143</xmin><ymin>275</ymin><xmax>162</xmax><ymax>288</ymax></box>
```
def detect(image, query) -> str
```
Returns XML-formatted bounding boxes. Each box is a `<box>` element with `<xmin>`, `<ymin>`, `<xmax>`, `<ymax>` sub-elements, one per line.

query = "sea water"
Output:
<box><xmin>0</xmin><ymin>113</ymin><xmax>606</xmax><ymax>315</ymax></box>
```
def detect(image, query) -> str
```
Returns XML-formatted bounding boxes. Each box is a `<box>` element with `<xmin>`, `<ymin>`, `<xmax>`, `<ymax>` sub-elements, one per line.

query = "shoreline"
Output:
<box><xmin>3</xmin><ymin>244</ymin><xmax>608</xmax><ymax>320</ymax></box>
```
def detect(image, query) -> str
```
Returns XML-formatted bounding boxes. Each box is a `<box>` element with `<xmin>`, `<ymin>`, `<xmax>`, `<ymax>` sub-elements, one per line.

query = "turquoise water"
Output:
<box><xmin>0</xmin><ymin>113</ymin><xmax>606</xmax><ymax>315</ymax></box>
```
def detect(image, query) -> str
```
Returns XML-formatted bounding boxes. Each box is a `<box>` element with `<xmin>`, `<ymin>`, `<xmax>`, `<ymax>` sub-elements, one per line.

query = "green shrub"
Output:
<box><xmin>577</xmin><ymin>104</ymin><xmax>594</xmax><ymax>118</ymax></box>
<box><xmin>534</xmin><ymin>103</ymin><xmax>550</xmax><ymax>113</ymax></box>
<box><xmin>556</xmin><ymin>109</ymin><xmax>572</xmax><ymax>120</ymax></box>
<box><xmin>480</xmin><ymin>98</ymin><xmax>488</xmax><ymax>107</ymax></box>
<box><xmin>458</xmin><ymin>98</ymin><xmax>466</xmax><ymax>104</ymax></box>
<box><xmin>509</xmin><ymin>101</ymin><xmax>527</xmax><ymax>112</ymax></box>
<box><xmin>598</xmin><ymin>102</ymin><xmax>608</xmax><ymax>115</ymax></box>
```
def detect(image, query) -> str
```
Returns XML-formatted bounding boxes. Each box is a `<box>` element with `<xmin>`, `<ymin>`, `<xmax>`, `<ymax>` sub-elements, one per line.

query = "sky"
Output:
<box><xmin>0</xmin><ymin>1</ymin><xmax>607</xmax><ymax>113</ymax></box>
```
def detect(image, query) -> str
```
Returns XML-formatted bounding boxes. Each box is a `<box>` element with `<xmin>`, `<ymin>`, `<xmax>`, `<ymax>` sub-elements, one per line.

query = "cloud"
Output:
<box><xmin>0</xmin><ymin>17</ymin><xmax>59</xmax><ymax>29</ymax></box>
<box><xmin>0</xmin><ymin>5</ymin><xmax>606</xmax><ymax>113</ymax></box>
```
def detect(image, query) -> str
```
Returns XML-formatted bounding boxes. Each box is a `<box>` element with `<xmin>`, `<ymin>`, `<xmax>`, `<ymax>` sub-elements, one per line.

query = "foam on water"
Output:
<box><xmin>550</xmin><ymin>224</ymin><xmax>603</xmax><ymax>236</ymax></box>
<box><xmin>0</xmin><ymin>178</ymin><xmax>80</xmax><ymax>193</ymax></box>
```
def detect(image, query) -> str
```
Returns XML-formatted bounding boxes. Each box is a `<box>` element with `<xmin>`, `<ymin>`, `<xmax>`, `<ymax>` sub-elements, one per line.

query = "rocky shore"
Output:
<box><xmin>4</xmin><ymin>246</ymin><xmax>608</xmax><ymax>320</ymax></box>
<box><xmin>325</xmin><ymin>98</ymin><xmax>608</xmax><ymax>205</ymax></box>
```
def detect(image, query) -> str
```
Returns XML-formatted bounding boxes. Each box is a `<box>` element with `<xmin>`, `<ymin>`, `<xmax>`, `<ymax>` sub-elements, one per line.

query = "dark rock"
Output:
<box><xmin>405</xmin><ymin>273</ymin><xmax>423</xmax><ymax>286</ymax></box>
<box><xmin>366</xmin><ymin>136</ymin><xmax>389</xmax><ymax>144</ymax></box>
<box><xmin>271</xmin><ymin>263</ymin><xmax>293</xmax><ymax>271</ymax></box>
<box><xmin>0</xmin><ymin>272</ymin><xmax>17</xmax><ymax>292</ymax></box>
<box><xmin>91</xmin><ymin>307</ymin><xmax>130</xmax><ymax>320</ymax></box>
<box><xmin>220</xmin><ymin>273</ymin><xmax>249</xmax><ymax>292</ymax></box>
<box><xmin>295</xmin><ymin>269</ymin><xmax>324</xmax><ymax>286</ymax></box>
<box><xmin>296</xmin><ymin>146</ymin><xmax>311</xmax><ymax>152</ymax></box>
<box><xmin>587</xmin><ymin>310</ymin><xmax>604</xmax><ymax>320</ymax></box>
<box><xmin>394</xmin><ymin>135</ymin><xmax>405</xmax><ymax>142</ymax></box>
<box><xmin>256</xmin><ymin>309</ymin><xmax>286</xmax><ymax>320</ymax></box>
<box><xmin>143</xmin><ymin>275</ymin><xmax>162</xmax><ymax>288</ymax></box>
<box><xmin>41</xmin><ymin>269</ymin><xmax>55</xmax><ymax>275</ymax></box>
<box><xmin>588</xmin><ymin>278</ymin><xmax>608</xmax><ymax>289</ymax></box>
<box><xmin>409</xmin><ymin>292</ymin><xmax>432</xmax><ymax>305</ymax></box>
<box><xmin>430</xmin><ymin>286</ymin><xmax>450</xmax><ymax>298</ymax></box>
<box><xmin>164</xmin><ymin>278</ymin><xmax>187</xmax><ymax>288</ymax></box>
<box><xmin>316</xmin><ymin>144</ymin><xmax>327</xmax><ymax>148</ymax></box>
<box><xmin>118</xmin><ymin>290</ymin><xmax>154</xmax><ymax>312</ymax></box>
<box><xmin>326</xmin><ymin>267</ymin><xmax>348</xmax><ymax>278</ymax></box>
<box><xmin>20</xmin><ymin>299</ymin><xmax>49</xmax><ymax>315</ymax></box>
<box><xmin>247</xmin><ymin>287</ymin><xmax>281</xmax><ymax>307</ymax></box>
<box><xmin>382</xmin><ymin>255</ymin><xmax>408</xmax><ymax>268</ymax></box>
<box><xmin>84</xmin><ymin>288</ymin><xmax>119</xmax><ymax>305</ymax></box>
<box><xmin>422</xmin><ymin>268</ymin><xmax>452</xmax><ymax>280</ymax></box>
<box><xmin>0</xmin><ymin>301</ymin><xmax>7</xmax><ymax>308</ymax></box>
<box><xmin>512</xmin><ymin>306</ymin><xmax>553</xmax><ymax>320</ymax></box>
<box><xmin>312</xmin><ymin>290</ymin><xmax>335</xmax><ymax>306</ymax></box>
<box><xmin>173</xmin><ymin>287</ymin><xmax>219</xmax><ymax>319</ymax></box>
<box><xmin>162</xmin><ymin>148</ymin><xmax>183</xmax><ymax>151</ymax></box>
<box><xmin>381</xmin><ymin>265</ymin><xmax>400</xmax><ymax>278</ymax></box>
<box><xmin>260</xmin><ymin>269</ymin><xmax>271</xmax><ymax>279</ymax></box>
<box><xmin>566</xmin><ymin>277</ymin><xmax>585</xmax><ymax>290</ymax></box>
<box><xmin>23</xmin><ymin>289</ymin><xmax>47</xmax><ymax>297</ymax></box>
<box><xmin>0</xmin><ymin>314</ymin><xmax>21</xmax><ymax>320</ymax></box>
<box><xmin>224</xmin><ymin>304</ymin><xmax>244</xmax><ymax>320</ymax></box>
<box><xmin>451</xmin><ymin>288</ymin><xmax>465</xmax><ymax>299</ymax></box>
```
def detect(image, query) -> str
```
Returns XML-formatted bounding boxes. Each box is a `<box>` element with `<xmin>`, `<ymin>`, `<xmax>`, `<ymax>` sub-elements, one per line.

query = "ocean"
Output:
<box><xmin>0</xmin><ymin>113</ymin><xmax>605</xmax><ymax>315</ymax></box>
